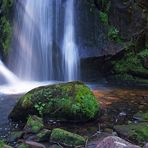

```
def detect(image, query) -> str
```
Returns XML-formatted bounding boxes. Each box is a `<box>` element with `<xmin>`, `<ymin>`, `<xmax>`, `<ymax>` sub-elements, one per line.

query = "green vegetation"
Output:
<box><xmin>9</xmin><ymin>81</ymin><xmax>100</xmax><ymax>121</ymax></box>
<box><xmin>50</xmin><ymin>128</ymin><xmax>86</xmax><ymax>146</ymax></box>
<box><xmin>134</xmin><ymin>125</ymin><xmax>148</xmax><ymax>142</ymax></box>
<box><xmin>98</xmin><ymin>0</ymin><xmax>122</xmax><ymax>43</ymax></box>
<box><xmin>112</xmin><ymin>47</ymin><xmax>148</xmax><ymax>82</ymax></box>
<box><xmin>0</xmin><ymin>140</ymin><xmax>5</xmax><ymax>147</ymax></box>
<box><xmin>18</xmin><ymin>144</ymin><xmax>28</xmax><ymax>148</ymax></box>
<box><xmin>1</xmin><ymin>16</ymin><xmax>12</xmax><ymax>56</ymax></box>
<box><xmin>99</xmin><ymin>11</ymin><xmax>108</xmax><ymax>25</ymax></box>
<box><xmin>0</xmin><ymin>0</ymin><xmax>13</xmax><ymax>57</ymax></box>
<box><xmin>34</xmin><ymin>102</ymin><xmax>46</xmax><ymax>116</ymax></box>
<box><xmin>134</xmin><ymin>111</ymin><xmax>148</xmax><ymax>122</ymax></box>
<box><xmin>108</xmin><ymin>26</ymin><xmax>122</xmax><ymax>43</ymax></box>
<box><xmin>25</xmin><ymin>115</ymin><xmax>44</xmax><ymax>133</ymax></box>
<box><xmin>115</xmin><ymin>122</ymin><xmax>148</xmax><ymax>143</ymax></box>
<box><xmin>0</xmin><ymin>140</ymin><xmax>12</xmax><ymax>148</ymax></box>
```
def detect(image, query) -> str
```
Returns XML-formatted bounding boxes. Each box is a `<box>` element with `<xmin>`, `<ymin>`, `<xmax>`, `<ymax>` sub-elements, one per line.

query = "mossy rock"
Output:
<box><xmin>9</xmin><ymin>81</ymin><xmax>99</xmax><ymax>122</ymax></box>
<box><xmin>24</xmin><ymin>115</ymin><xmax>44</xmax><ymax>133</ymax></box>
<box><xmin>114</xmin><ymin>122</ymin><xmax>148</xmax><ymax>143</ymax></box>
<box><xmin>133</xmin><ymin>111</ymin><xmax>148</xmax><ymax>122</ymax></box>
<box><xmin>50</xmin><ymin>128</ymin><xmax>86</xmax><ymax>146</ymax></box>
<box><xmin>0</xmin><ymin>140</ymin><xmax>12</xmax><ymax>148</ymax></box>
<box><xmin>35</xmin><ymin>129</ymin><xmax>51</xmax><ymax>142</ymax></box>
<box><xmin>8</xmin><ymin>131</ymin><xmax>24</xmax><ymax>142</ymax></box>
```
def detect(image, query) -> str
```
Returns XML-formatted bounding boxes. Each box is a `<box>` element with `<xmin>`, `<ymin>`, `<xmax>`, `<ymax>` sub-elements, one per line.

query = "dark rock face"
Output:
<box><xmin>109</xmin><ymin>0</ymin><xmax>147</xmax><ymax>46</ymax></box>
<box><xmin>9</xmin><ymin>81</ymin><xmax>99</xmax><ymax>122</ymax></box>
<box><xmin>75</xmin><ymin>0</ymin><xmax>122</xmax><ymax>58</ymax></box>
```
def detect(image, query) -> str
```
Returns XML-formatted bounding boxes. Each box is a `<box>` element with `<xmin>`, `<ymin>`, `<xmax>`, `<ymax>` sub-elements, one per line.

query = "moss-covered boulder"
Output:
<box><xmin>8</xmin><ymin>131</ymin><xmax>24</xmax><ymax>142</ymax></box>
<box><xmin>24</xmin><ymin>115</ymin><xmax>44</xmax><ymax>133</ymax></box>
<box><xmin>50</xmin><ymin>128</ymin><xmax>86</xmax><ymax>146</ymax></box>
<box><xmin>35</xmin><ymin>129</ymin><xmax>51</xmax><ymax>142</ymax></box>
<box><xmin>133</xmin><ymin>111</ymin><xmax>148</xmax><ymax>122</ymax></box>
<box><xmin>0</xmin><ymin>140</ymin><xmax>12</xmax><ymax>148</ymax></box>
<box><xmin>9</xmin><ymin>81</ymin><xmax>99</xmax><ymax>122</ymax></box>
<box><xmin>114</xmin><ymin>122</ymin><xmax>148</xmax><ymax>143</ymax></box>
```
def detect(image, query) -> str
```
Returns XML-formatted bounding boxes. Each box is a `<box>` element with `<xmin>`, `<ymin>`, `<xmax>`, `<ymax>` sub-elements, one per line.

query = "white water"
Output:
<box><xmin>0</xmin><ymin>0</ymin><xmax>79</xmax><ymax>94</ymax></box>
<box><xmin>9</xmin><ymin>0</ymin><xmax>79</xmax><ymax>81</ymax></box>
<box><xmin>62</xmin><ymin>0</ymin><xmax>79</xmax><ymax>81</ymax></box>
<box><xmin>0</xmin><ymin>60</ymin><xmax>19</xmax><ymax>84</ymax></box>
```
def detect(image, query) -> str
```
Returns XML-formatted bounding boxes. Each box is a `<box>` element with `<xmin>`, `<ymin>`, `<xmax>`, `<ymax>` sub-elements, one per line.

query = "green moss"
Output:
<box><xmin>99</xmin><ymin>11</ymin><xmax>108</xmax><ymax>25</ymax></box>
<box><xmin>0</xmin><ymin>140</ymin><xmax>12</xmax><ymax>148</ymax></box>
<box><xmin>50</xmin><ymin>128</ymin><xmax>86</xmax><ymax>146</ymax></box>
<box><xmin>0</xmin><ymin>0</ymin><xmax>13</xmax><ymax>57</ymax></box>
<box><xmin>25</xmin><ymin>115</ymin><xmax>44</xmax><ymax>133</ymax></box>
<box><xmin>112</xmin><ymin>47</ymin><xmax>148</xmax><ymax>83</ymax></box>
<box><xmin>114</xmin><ymin>122</ymin><xmax>148</xmax><ymax>143</ymax></box>
<box><xmin>9</xmin><ymin>131</ymin><xmax>23</xmax><ymax>142</ymax></box>
<box><xmin>36</xmin><ymin>129</ymin><xmax>51</xmax><ymax>142</ymax></box>
<box><xmin>0</xmin><ymin>140</ymin><xmax>5</xmax><ymax>147</ymax></box>
<box><xmin>134</xmin><ymin>111</ymin><xmax>148</xmax><ymax>122</ymax></box>
<box><xmin>108</xmin><ymin>26</ymin><xmax>122</xmax><ymax>43</ymax></box>
<box><xmin>10</xmin><ymin>81</ymin><xmax>100</xmax><ymax>122</ymax></box>
<box><xmin>18</xmin><ymin>144</ymin><xmax>29</xmax><ymax>148</ymax></box>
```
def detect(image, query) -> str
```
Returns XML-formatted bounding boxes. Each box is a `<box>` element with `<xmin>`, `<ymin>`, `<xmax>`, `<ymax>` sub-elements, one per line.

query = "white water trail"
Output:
<box><xmin>0</xmin><ymin>60</ymin><xmax>19</xmax><ymax>84</ymax></box>
<box><xmin>62</xmin><ymin>0</ymin><xmax>79</xmax><ymax>81</ymax></box>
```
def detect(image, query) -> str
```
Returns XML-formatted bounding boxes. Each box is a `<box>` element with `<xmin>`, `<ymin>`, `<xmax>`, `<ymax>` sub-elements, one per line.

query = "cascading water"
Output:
<box><xmin>10</xmin><ymin>0</ymin><xmax>54</xmax><ymax>81</ymax></box>
<box><xmin>9</xmin><ymin>0</ymin><xmax>79</xmax><ymax>82</ymax></box>
<box><xmin>0</xmin><ymin>60</ymin><xmax>19</xmax><ymax>84</ymax></box>
<box><xmin>62</xmin><ymin>0</ymin><xmax>79</xmax><ymax>81</ymax></box>
<box><xmin>0</xmin><ymin>0</ymin><xmax>80</xmax><ymax>94</ymax></box>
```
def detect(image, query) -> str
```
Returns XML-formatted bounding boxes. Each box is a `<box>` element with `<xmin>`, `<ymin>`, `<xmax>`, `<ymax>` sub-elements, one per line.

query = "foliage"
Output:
<box><xmin>113</xmin><ymin>48</ymin><xmax>148</xmax><ymax>74</ymax></box>
<box><xmin>18</xmin><ymin>144</ymin><xmax>28</xmax><ymax>148</ymax></box>
<box><xmin>0</xmin><ymin>0</ymin><xmax>13</xmax><ymax>57</ymax></box>
<box><xmin>134</xmin><ymin>125</ymin><xmax>148</xmax><ymax>142</ymax></box>
<box><xmin>34</xmin><ymin>102</ymin><xmax>46</xmax><ymax>116</ymax></box>
<box><xmin>99</xmin><ymin>11</ymin><xmax>108</xmax><ymax>25</ymax></box>
<box><xmin>108</xmin><ymin>26</ymin><xmax>122</xmax><ymax>42</ymax></box>
<box><xmin>115</xmin><ymin>123</ymin><xmax>148</xmax><ymax>144</ymax></box>
<box><xmin>0</xmin><ymin>140</ymin><xmax>5</xmax><ymax>147</ymax></box>
<box><xmin>1</xmin><ymin>16</ymin><xmax>12</xmax><ymax>56</ymax></box>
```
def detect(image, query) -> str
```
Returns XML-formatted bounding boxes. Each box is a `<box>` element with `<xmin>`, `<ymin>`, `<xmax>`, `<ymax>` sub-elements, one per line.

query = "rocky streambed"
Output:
<box><xmin>0</xmin><ymin>81</ymin><xmax>148</xmax><ymax>148</ymax></box>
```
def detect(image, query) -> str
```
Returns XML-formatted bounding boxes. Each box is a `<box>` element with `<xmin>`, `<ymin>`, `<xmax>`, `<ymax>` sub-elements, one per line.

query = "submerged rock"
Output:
<box><xmin>8</xmin><ymin>131</ymin><xmax>24</xmax><ymax>142</ymax></box>
<box><xmin>133</xmin><ymin>111</ymin><xmax>148</xmax><ymax>122</ymax></box>
<box><xmin>18</xmin><ymin>141</ymin><xmax>46</xmax><ymax>148</ymax></box>
<box><xmin>0</xmin><ymin>140</ymin><xmax>12</xmax><ymax>148</ymax></box>
<box><xmin>114</xmin><ymin>123</ymin><xmax>148</xmax><ymax>143</ymax></box>
<box><xmin>96</xmin><ymin>136</ymin><xmax>141</xmax><ymax>148</ymax></box>
<box><xmin>24</xmin><ymin>115</ymin><xmax>44</xmax><ymax>134</ymax></box>
<box><xmin>50</xmin><ymin>128</ymin><xmax>86</xmax><ymax>146</ymax></box>
<box><xmin>35</xmin><ymin>129</ymin><xmax>51</xmax><ymax>142</ymax></box>
<box><xmin>9</xmin><ymin>81</ymin><xmax>99</xmax><ymax>122</ymax></box>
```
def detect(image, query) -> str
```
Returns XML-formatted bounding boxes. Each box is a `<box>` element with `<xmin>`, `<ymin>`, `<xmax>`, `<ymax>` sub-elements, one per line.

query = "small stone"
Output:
<box><xmin>24</xmin><ymin>115</ymin><xmax>44</xmax><ymax>134</ymax></box>
<box><xmin>19</xmin><ymin>141</ymin><xmax>46</xmax><ymax>148</ymax></box>
<box><xmin>8</xmin><ymin>131</ymin><xmax>24</xmax><ymax>142</ymax></box>
<box><xmin>104</xmin><ymin>128</ymin><xmax>113</xmax><ymax>134</ymax></box>
<box><xmin>35</xmin><ymin>129</ymin><xmax>51</xmax><ymax>142</ymax></box>
<box><xmin>50</xmin><ymin>128</ymin><xmax>86</xmax><ymax>146</ymax></box>
<box><xmin>96</xmin><ymin>136</ymin><xmax>141</xmax><ymax>148</ymax></box>
<box><xmin>144</xmin><ymin>143</ymin><xmax>148</xmax><ymax>148</ymax></box>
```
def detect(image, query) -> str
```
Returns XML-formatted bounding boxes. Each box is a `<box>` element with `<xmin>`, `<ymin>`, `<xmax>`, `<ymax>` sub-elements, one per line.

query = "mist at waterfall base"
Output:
<box><xmin>0</xmin><ymin>0</ymin><xmax>80</xmax><ymax>94</ymax></box>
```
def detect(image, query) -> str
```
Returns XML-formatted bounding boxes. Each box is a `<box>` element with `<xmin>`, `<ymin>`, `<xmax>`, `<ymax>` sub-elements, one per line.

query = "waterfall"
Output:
<box><xmin>0</xmin><ymin>60</ymin><xmax>19</xmax><ymax>84</ymax></box>
<box><xmin>9</xmin><ymin>0</ymin><xmax>79</xmax><ymax>82</ymax></box>
<box><xmin>62</xmin><ymin>0</ymin><xmax>79</xmax><ymax>81</ymax></box>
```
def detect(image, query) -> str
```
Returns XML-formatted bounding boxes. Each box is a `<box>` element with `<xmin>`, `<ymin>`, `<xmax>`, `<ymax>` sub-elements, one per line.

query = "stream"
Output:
<box><xmin>0</xmin><ymin>84</ymin><xmax>147</xmax><ymax>147</ymax></box>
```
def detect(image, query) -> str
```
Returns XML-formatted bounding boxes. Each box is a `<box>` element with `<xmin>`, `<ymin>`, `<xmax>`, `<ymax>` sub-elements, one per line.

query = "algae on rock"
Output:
<box><xmin>9</xmin><ymin>81</ymin><xmax>100</xmax><ymax>122</ymax></box>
